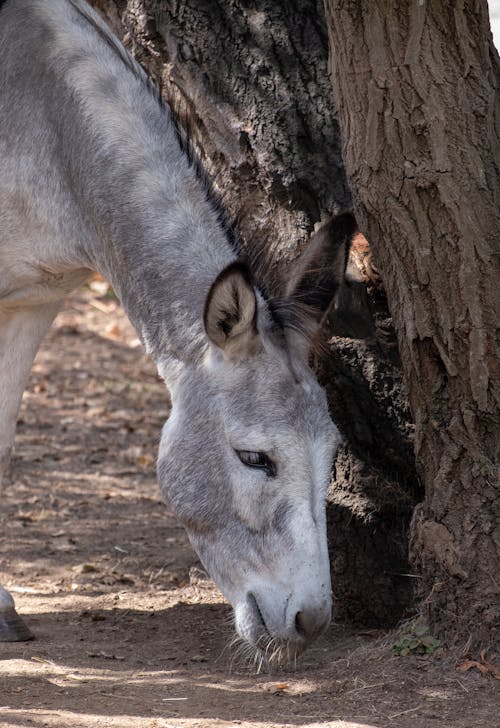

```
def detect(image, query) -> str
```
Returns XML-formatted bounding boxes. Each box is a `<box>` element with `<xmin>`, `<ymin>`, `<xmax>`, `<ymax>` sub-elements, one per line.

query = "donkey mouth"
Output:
<box><xmin>247</xmin><ymin>591</ymin><xmax>269</xmax><ymax>638</ymax></box>
<box><xmin>243</xmin><ymin>591</ymin><xmax>307</xmax><ymax>666</ymax></box>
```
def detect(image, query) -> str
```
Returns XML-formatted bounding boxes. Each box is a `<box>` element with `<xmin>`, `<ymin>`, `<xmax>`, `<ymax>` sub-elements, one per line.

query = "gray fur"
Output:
<box><xmin>0</xmin><ymin>0</ymin><xmax>346</xmax><ymax>662</ymax></box>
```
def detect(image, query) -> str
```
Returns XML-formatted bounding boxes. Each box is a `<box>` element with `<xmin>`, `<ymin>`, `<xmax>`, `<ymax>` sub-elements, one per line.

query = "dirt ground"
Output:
<box><xmin>1</xmin><ymin>285</ymin><xmax>498</xmax><ymax>728</ymax></box>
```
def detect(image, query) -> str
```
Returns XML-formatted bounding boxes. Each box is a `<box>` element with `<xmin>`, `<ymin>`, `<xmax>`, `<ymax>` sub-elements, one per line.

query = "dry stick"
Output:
<box><xmin>88</xmin><ymin>299</ymin><xmax>113</xmax><ymax>313</ymax></box>
<box><xmin>98</xmin><ymin>691</ymin><xmax>137</xmax><ymax>701</ymax></box>
<box><xmin>344</xmin><ymin>679</ymin><xmax>397</xmax><ymax>695</ymax></box>
<box><xmin>292</xmin><ymin>716</ymin><xmax>375</xmax><ymax>721</ymax></box>
<box><xmin>388</xmin><ymin>704</ymin><xmax>425</xmax><ymax>720</ymax></box>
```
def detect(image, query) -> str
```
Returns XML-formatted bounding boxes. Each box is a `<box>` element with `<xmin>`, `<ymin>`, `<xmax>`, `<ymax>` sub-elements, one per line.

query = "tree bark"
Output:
<box><xmin>318</xmin><ymin>276</ymin><xmax>420</xmax><ymax>625</ymax></box>
<box><xmin>325</xmin><ymin>0</ymin><xmax>500</xmax><ymax>648</ymax></box>
<box><xmin>91</xmin><ymin>0</ymin><xmax>351</xmax><ymax>293</ymax></box>
<box><xmin>89</xmin><ymin>0</ymin><xmax>419</xmax><ymax>625</ymax></box>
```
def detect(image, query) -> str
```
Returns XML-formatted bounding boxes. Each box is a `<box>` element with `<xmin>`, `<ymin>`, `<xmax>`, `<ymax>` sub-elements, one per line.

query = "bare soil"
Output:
<box><xmin>1</xmin><ymin>286</ymin><xmax>498</xmax><ymax>728</ymax></box>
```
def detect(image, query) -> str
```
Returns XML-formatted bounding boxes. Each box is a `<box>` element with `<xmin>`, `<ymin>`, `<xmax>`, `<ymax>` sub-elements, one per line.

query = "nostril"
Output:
<box><xmin>294</xmin><ymin>608</ymin><xmax>329</xmax><ymax>642</ymax></box>
<box><xmin>295</xmin><ymin>610</ymin><xmax>307</xmax><ymax>638</ymax></box>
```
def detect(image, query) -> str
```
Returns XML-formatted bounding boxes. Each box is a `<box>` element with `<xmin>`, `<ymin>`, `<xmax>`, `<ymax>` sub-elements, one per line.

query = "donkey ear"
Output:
<box><xmin>204</xmin><ymin>261</ymin><xmax>260</xmax><ymax>360</ymax></box>
<box><xmin>285</xmin><ymin>211</ymin><xmax>357</xmax><ymax>321</ymax></box>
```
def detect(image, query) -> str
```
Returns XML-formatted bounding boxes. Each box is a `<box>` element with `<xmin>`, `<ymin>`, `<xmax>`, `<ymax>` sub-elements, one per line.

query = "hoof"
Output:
<box><xmin>0</xmin><ymin>606</ymin><xmax>34</xmax><ymax>641</ymax></box>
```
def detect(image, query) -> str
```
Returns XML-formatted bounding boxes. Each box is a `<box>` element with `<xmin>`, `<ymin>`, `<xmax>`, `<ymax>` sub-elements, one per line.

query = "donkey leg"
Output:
<box><xmin>0</xmin><ymin>584</ymin><xmax>34</xmax><ymax>641</ymax></box>
<box><xmin>0</xmin><ymin>303</ymin><xmax>61</xmax><ymax>487</ymax></box>
<box><xmin>0</xmin><ymin>302</ymin><xmax>61</xmax><ymax>641</ymax></box>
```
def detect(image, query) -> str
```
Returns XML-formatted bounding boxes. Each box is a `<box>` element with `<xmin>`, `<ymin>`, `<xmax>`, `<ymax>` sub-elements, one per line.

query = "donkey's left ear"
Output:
<box><xmin>285</xmin><ymin>211</ymin><xmax>357</xmax><ymax>321</ymax></box>
<box><xmin>204</xmin><ymin>261</ymin><xmax>260</xmax><ymax>361</ymax></box>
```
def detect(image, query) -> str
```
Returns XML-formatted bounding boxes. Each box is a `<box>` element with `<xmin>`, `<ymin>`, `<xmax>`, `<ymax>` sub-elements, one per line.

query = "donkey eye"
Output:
<box><xmin>236</xmin><ymin>450</ymin><xmax>276</xmax><ymax>477</ymax></box>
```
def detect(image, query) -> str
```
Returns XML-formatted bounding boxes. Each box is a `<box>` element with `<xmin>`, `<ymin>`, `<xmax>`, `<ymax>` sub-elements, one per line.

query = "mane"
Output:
<box><xmin>167</xmin><ymin>95</ymin><xmax>239</xmax><ymax>253</ymax></box>
<box><xmin>268</xmin><ymin>298</ymin><xmax>318</xmax><ymax>344</ymax></box>
<box><xmin>69</xmin><ymin>0</ymin><xmax>161</xmax><ymax>104</ymax></box>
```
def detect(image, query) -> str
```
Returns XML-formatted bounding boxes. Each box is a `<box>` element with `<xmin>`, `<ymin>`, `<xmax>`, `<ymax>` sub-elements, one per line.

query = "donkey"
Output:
<box><xmin>0</xmin><ymin>0</ymin><xmax>356</xmax><ymax>663</ymax></box>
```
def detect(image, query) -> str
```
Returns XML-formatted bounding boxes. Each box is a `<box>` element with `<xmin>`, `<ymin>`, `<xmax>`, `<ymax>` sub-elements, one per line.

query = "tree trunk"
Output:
<box><xmin>318</xmin><ymin>276</ymin><xmax>420</xmax><ymax>625</ymax></box>
<box><xmin>89</xmin><ymin>0</ymin><xmax>419</xmax><ymax>625</ymax></box>
<box><xmin>325</xmin><ymin>0</ymin><xmax>500</xmax><ymax>648</ymax></box>
<box><xmin>91</xmin><ymin>0</ymin><xmax>351</xmax><ymax>292</ymax></box>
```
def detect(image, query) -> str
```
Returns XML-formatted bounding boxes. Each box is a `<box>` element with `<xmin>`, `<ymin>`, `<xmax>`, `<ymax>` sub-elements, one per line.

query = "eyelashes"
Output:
<box><xmin>235</xmin><ymin>450</ymin><xmax>276</xmax><ymax>477</ymax></box>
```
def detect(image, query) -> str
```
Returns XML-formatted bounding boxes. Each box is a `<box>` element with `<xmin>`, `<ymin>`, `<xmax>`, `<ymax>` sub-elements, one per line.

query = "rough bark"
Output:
<box><xmin>89</xmin><ymin>0</ymin><xmax>419</xmax><ymax>625</ymax></box>
<box><xmin>91</xmin><ymin>0</ymin><xmax>351</xmax><ymax>293</ymax></box>
<box><xmin>319</xmin><ymin>276</ymin><xmax>420</xmax><ymax>625</ymax></box>
<box><xmin>325</xmin><ymin>0</ymin><xmax>500</xmax><ymax>647</ymax></box>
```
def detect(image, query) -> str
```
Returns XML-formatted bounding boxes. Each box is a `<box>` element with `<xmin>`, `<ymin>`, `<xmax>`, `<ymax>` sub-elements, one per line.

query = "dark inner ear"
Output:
<box><xmin>286</xmin><ymin>211</ymin><xmax>357</xmax><ymax>320</ymax></box>
<box><xmin>203</xmin><ymin>260</ymin><xmax>258</xmax><ymax>351</ymax></box>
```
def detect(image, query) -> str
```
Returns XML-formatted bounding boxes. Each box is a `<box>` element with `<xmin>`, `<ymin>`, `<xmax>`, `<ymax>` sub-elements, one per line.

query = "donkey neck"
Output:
<box><xmin>29</xmin><ymin>1</ymin><xmax>238</xmax><ymax>379</ymax></box>
<box><xmin>69</xmin><ymin>90</ymin><xmax>237</xmax><ymax>376</ymax></box>
<box><xmin>86</xmin><ymin>155</ymin><xmax>237</xmax><ymax>374</ymax></box>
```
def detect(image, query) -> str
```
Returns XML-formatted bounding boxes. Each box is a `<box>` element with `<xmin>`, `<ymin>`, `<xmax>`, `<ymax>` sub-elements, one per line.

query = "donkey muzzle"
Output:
<box><xmin>235</xmin><ymin>586</ymin><xmax>331</xmax><ymax>661</ymax></box>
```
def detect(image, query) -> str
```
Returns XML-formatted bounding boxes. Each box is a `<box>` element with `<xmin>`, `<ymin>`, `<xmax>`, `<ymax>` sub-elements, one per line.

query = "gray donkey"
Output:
<box><xmin>0</xmin><ymin>0</ymin><xmax>356</xmax><ymax>663</ymax></box>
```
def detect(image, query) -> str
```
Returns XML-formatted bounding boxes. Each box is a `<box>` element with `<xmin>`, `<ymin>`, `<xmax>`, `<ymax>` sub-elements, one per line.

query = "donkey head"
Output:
<box><xmin>158</xmin><ymin>212</ymin><xmax>356</xmax><ymax>664</ymax></box>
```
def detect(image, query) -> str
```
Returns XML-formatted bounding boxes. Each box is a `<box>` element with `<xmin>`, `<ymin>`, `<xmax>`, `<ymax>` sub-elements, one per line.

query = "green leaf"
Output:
<box><xmin>414</xmin><ymin>624</ymin><xmax>429</xmax><ymax>637</ymax></box>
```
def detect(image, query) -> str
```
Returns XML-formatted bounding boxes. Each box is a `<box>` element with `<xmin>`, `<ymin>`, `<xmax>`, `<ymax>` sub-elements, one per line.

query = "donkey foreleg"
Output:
<box><xmin>0</xmin><ymin>303</ymin><xmax>60</xmax><ymax>487</ymax></box>
<box><xmin>0</xmin><ymin>302</ymin><xmax>60</xmax><ymax>641</ymax></box>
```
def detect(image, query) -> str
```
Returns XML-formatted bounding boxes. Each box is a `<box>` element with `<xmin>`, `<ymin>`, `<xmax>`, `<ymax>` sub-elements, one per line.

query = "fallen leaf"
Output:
<box><xmin>457</xmin><ymin>656</ymin><xmax>500</xmax><ymax>679</ymax></box>
<box><xmin>90</xmin><ymin>613</ymin><xmax>106</xmax><ymax>622</ymax></box>
<box><xmin>266</xmin><ymin>682</ymin><xmax>289</xmax><ymax>694</ymax></box>
<box><xmin>105</xmin><ymin>322</ymin><xmax>122</xmax><ymax>339</ymax></box>
<box><xmin>72</xmin><ymin>563</ymin><xmax>97</xmax><ymax>574</ymax></box>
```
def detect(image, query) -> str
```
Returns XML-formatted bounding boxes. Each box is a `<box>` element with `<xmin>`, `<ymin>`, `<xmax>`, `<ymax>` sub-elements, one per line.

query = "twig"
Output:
<box><xmin>161</xmin><ymin>697</ymin><xmax>188</xmax><ymax>701</ymax></box>
<box><xmin>388</xmin><ymin>704</ymin><xmax>424</xmax><ymax>720</ymax></box>
<box><xmin>98</xmin><ymin>691</ymin><xmax>136</xmax><ymax>701</ymax></box>
<box><xmin>88</xmin><ymin>299</ymin><xmax>113</xmax><ymax>313</ymax></box>
<box><xmin>344</xmin><ymin>679</ymin><xmax>397</xmax><ymax>695</ymax></box>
